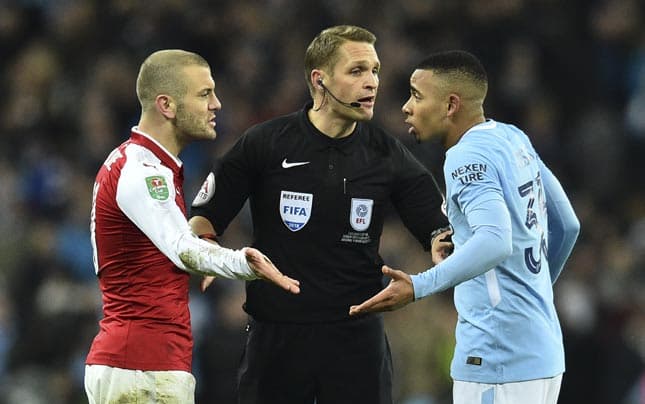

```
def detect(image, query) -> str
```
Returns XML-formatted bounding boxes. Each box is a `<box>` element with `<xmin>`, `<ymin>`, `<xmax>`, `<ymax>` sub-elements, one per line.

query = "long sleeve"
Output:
<box><xmin>116</xmin><ymin>147</ymin><xmax>257</xmax><ymax>280</ymax></box>
<box><xmin>411</xmin><ymin>195</ymin><xmax>512</xmax><ymax>299</ymax></box>
<box><xmin>539</xmin><ymin>161</ymin><xmax>580</xmax><ymax>282</ymax></box>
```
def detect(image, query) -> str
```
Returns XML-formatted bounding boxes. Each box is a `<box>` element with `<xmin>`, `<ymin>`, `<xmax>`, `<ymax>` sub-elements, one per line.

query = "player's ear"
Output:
<box><xmin>447</xmin><ymin>93</ymin><xmax>461</xmax><ymax>117</ymax></box>
<box><xmin>156</xmin><ymin>94</ymin><xmax>176</xmax><ymax>119</ymax></box>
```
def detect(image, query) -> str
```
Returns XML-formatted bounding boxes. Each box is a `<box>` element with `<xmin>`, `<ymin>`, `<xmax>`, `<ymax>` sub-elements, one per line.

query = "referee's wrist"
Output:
<box><xmin>429</xmin><ymin>225</ymin><xmax>452</xmax><ymax>249</ymax></box>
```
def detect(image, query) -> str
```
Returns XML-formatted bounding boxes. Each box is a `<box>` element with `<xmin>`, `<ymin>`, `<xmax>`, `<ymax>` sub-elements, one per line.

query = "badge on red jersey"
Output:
<box><xmin>145</xmin><ymin>176</ymin><xmax>169</xmax><ymax>200</ymax></box>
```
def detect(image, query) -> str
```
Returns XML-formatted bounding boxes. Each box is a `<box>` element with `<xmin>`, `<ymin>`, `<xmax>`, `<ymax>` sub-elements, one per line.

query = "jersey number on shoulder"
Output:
<box><xmin>517</xmin><ymin>173</ymin><xmax>548</xmax><ymax>274</ymax></box>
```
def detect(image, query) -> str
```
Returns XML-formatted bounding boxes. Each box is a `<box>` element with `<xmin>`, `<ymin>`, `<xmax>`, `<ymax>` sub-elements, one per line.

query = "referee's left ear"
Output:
<box><xmin>447</xmin><ymin>93</ymin><xmax>460</xmax><ymax>117</ymax></box>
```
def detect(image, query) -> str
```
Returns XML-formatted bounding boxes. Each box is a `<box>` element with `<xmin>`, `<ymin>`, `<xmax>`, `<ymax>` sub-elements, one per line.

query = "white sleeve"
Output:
<box><xmin>115</xmin><ymin>153</ymin><xmax>258</xmax><ymax>280</ymax></box>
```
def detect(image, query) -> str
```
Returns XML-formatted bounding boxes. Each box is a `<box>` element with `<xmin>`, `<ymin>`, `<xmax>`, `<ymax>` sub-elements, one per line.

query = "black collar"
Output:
<box><xmin>298</xmin><ymin>102</ymin><xmax>361</xmax><ymax>155</ymax></box>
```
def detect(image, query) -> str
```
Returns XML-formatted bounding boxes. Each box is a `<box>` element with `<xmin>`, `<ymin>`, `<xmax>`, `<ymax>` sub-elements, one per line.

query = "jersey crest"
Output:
<box><xmin>350</xmin><ymin>198</ymin><xmax>373</xmax><ymax>231</ymax></box>
<box><xmin>145</xmin><ymin>176</ymin><xmax>169</xmax><ymax>200</ymax></box>
<box><xmin>280</xmin><ymin>190</ymin><xmax>313</xmax><ymax>232</ymax></box>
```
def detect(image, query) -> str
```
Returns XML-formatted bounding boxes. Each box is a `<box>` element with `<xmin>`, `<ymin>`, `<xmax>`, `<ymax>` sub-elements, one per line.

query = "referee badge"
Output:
<box><xmin>280</xmin><ymin>190</ymin><xmax>313</xmax><ymax>232</ymax></box>
<box><xmin>350</xmin><ymin>198</ymin><xmax>373</xmax><ymax>231</ymax></box>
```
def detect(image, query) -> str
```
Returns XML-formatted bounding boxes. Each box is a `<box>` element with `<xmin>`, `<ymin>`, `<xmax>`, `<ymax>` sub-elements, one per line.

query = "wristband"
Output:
<box><xmin>430</xmin><ymin>225</ymin><xmax>453</xmax><ymax>244</ymax></box>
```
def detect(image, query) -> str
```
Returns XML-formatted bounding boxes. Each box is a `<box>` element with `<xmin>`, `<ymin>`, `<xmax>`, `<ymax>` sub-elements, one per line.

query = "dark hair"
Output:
<box><xmin>415</xmin><ymin>50</ymin><xmax>487</xmax><ymax>84</ymax></box>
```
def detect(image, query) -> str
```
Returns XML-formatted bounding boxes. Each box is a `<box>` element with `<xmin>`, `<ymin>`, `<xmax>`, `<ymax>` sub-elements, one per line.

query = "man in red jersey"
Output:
<box><xmin>84</xmin><ymin>49</ymin><xmax>300</xmax><ymax>404</ymax></box>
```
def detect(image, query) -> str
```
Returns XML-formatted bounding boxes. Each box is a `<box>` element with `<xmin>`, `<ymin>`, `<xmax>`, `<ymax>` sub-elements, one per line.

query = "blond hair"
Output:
<box><xmin>304</xmin><ymin>25</ymin><xmax>376</xmax><ymax>96</ymax></box>
<box><xmin>136</xmin><ymin>49</ymin><xmax>209</xmax><ymax>111</ymax></box>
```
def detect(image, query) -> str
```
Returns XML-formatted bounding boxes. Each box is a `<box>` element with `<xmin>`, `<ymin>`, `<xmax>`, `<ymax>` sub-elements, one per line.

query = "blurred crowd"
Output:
<box><xmin>0</xmin><ymin>0</ymin><xmax>643</xmax><ymax>403</ymax></box>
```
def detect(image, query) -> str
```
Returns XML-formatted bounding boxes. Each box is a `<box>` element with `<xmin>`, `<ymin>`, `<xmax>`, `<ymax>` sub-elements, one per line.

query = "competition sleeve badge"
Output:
<box><xmin>192</xmin><ymin>172</ymin><xmax>215</xmax><ymax>207</ymax></box>
<box><xmin>280</xmin><ymin>190</ymin><xmax>313</xmax><ymax>231</ymax></box>
<box><xmin>350</xmin><ymin>198</ymin><xmax>373</xmax><ymax>231</ymax></box>
<box><xmin>145</xmin><ymin>176</ymin><xmax>169</xmax><ymax>200</ymax></box>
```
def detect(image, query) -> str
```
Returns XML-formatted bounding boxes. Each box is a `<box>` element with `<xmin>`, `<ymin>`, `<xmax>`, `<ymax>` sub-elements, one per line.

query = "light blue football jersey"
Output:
<box><xmin>411</xmin><ymin>120</ymin><xmax>579</xmax><ymax>383</ymax></box>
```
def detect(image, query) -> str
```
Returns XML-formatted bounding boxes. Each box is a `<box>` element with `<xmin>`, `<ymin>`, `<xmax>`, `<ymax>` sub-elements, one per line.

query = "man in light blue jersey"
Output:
<box><xmin>349</xmin><ymin>50</ymin><xmax>580</xmax><ymax>404</ymax></box>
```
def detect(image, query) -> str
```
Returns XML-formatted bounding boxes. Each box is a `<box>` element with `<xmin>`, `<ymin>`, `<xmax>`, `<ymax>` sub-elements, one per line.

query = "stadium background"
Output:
<box><xmin>0</xmin><ymin>1</ymin><xmax>643</xmax><ymax>403</ymax></box>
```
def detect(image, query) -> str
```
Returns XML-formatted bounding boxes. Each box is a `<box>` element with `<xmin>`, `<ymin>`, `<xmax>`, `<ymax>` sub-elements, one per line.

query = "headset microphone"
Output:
<box><xmin>317</xmin><ymin>79</ymin><xmax>361</xmax><ymax>108</ymax></box>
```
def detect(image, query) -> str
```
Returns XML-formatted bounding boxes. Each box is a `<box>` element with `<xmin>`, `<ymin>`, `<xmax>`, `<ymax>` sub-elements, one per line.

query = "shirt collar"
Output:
<box><xmin>299</xmin><ymin>102</ymin><xmax>360</xmax><ymax>155</ymax></box>
<box><xmin>130</xmin><ymin>126</ymin><xmax>183</xmax><ymax>173</ymax></box>
<box><xmin>462</xmin><ymin>119</ymin><xmax>497</xmax><ymax>138</ymax></box>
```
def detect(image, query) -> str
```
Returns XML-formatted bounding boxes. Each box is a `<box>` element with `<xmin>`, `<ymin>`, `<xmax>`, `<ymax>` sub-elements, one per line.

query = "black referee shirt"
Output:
<box><xmin>191</xmin><ymin>103</ymin><xmax>448</xmax><ymax>323</ymax></box>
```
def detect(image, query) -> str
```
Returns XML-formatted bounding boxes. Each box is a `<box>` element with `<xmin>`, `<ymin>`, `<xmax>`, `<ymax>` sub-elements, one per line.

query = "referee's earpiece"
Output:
<box><xmin>315</xmin><ymin>77</ymin><xmax>361</xmax><ymax>109</ymax></box>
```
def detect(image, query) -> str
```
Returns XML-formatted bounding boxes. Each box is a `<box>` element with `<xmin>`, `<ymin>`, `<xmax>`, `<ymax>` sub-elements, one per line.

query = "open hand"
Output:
<box><xmin>349</xmin><ymin>265</ymin><xmax>414</xmax><ymax>316</ymax></box>
<box><xmin>245</xmin><ymin>248</ymin><xmax>300</xmax><ymax>294</ymax></box>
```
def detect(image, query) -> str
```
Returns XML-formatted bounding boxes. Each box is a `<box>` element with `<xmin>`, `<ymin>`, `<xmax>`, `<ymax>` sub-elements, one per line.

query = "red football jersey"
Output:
<box><xmin>87</xmin><ymin>128</ymin><xmax>192</xmax><ymax>372</ymax></box>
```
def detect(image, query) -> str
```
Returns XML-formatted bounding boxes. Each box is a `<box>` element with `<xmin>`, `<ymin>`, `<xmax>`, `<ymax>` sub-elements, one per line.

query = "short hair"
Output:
<box><xmin>304</xmin><ymin>25</ymin><xmax>376</xmax><ymax>94</ymax></box>
<box><xmin>415</xmin><ymin>50</ymin><xmax>488</xmax><ymax>95</ymax></box>
<box><xmin>136</xmin><ymin>49</ymin><xmax>209</xmax><ymax>111</ymax></box>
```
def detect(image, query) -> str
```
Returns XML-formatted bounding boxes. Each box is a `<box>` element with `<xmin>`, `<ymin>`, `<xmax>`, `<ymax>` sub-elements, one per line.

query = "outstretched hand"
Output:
<box><xmin>349</xmin><ymin>265</ymin><xmax>414</xmax><ymax>316</ymax></box>
<box><xmin>244</xmin><ymin>247</ymin><xmax>301</xmax><ymax>294</ymax></box>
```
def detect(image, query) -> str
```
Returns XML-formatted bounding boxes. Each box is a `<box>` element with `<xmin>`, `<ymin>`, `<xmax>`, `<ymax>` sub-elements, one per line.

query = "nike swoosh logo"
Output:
<box><xmin>282</xmin><ymin>158</ymin><xmax>310</xmax><ymax>169</ymax></box>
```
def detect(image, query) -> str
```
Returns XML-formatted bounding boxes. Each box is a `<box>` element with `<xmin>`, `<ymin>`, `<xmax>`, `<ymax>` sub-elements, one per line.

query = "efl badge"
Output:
<box><xmin>145</xmin><ymin>176</ymin><xmax>169</xmax><ymax>201</ymax></box>
<box><xmin>280</xmin><ymin>190</ymin><xmax>313</xmax><ymax>231</ymax></box>
<box><xmin>192</xmin><ymin>172</ymin><xmax>215</xmax><ymax>207</ymax></box>
<box><xmin>350</xmin><ymin>198</ymin><xmax>373</xmax><ymax>231</ymax></box>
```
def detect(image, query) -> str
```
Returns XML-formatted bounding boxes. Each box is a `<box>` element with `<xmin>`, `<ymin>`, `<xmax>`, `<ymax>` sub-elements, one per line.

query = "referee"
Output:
<box><xmin>189</xmin><ymin>25</ymin><xmax>449</xmax><ymax>404</ymax></box>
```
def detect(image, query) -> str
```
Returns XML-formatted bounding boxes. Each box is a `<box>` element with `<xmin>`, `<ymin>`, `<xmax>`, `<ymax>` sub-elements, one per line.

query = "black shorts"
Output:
<box><xmin>237</xmin><ymin>314</ymin><xmax>393</xmax><ymax>404</ymax></box>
